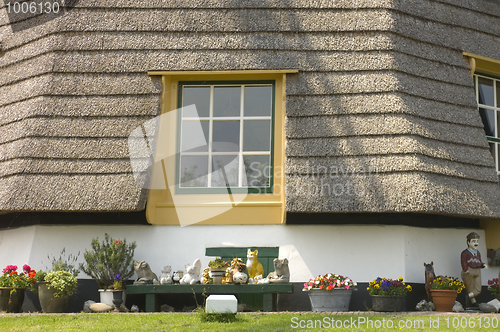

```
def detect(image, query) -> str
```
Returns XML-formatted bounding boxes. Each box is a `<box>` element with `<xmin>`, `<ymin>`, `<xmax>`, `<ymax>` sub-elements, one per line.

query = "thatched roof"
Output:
<box><xmin>1</xmin><ymin>0</ymin><xmax>500</xmax><ymax>217</ymax></box>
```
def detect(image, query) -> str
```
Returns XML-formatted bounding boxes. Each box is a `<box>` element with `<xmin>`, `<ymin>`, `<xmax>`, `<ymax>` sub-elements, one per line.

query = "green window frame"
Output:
<box><xmin>475</xmin><ymin>73</ymin><xmax>500</xmax><ymax>173</ymax></box>
<box><xmin>176</xmin><ymin>80</ymin><xmax>275</xmax><ymax>194</ymax></box>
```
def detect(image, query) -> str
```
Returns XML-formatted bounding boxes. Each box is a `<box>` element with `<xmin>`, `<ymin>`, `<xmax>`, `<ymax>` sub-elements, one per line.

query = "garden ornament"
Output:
<box><xmin>246</xmin><ymin>249</ymin><xmax>264</xmax><ymax>280</ymax></box>
<box><xmin>460</xmin><ymin>232</ymin><xmax>485</xmax><ymax>306</ymax></box>
<box><xmin>179</xmin><ymin>259</ymin><xmax>202</xmax><ymax>285</ymax></box>
<box><xmin>133</xmin><ymin>261</ymin><xmax>159</xmax><ymax>285</ymax></box>
<box><xmin>160</xmin><ymin>266</ymin><xmax>173</xmax><ymax>285</ymax></box>
<box><xmin>267</xmin><ymin>258</ymin><xmax>290</xmax><ymax>283</ymax></box>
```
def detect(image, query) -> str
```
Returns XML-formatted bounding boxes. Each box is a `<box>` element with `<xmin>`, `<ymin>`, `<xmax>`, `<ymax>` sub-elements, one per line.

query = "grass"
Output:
<box><xmin>0</xmin><ymin>311</ymin><xmax>499</xmax><ymax>331</ymax></box>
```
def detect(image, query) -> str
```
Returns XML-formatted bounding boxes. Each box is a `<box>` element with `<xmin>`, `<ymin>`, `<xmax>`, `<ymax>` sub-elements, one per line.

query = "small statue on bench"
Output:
<box><xmin>180</xmin><ymin>259</ymin><xmax>202</xmax><ymax>285</ymax></box>
<box><xmin>246</xmin><ymin>249</ymin><xmax>264</xmax><ymax>282</ymax></box>
<box><xmin>267</xmin><ymin>258</ymin><xmax>290</xmax><ymax>283</ymax></box>
<box><xmin>160</xmin><ymin>266</ymin><xmax>173</xmax><ymax>285</ymax></box>
<box><xmin>133</xmin><ymin>260</ymin><xmax>159</xmax><ymax>285</ymax></box>
<box><xmin>230</xmin><ymin>258</ymin><xmax>248</xmax><ymax>284</ymax></box>
<box><xmin>172</xmin><ymin>270</ymin><xmax>183</xmax><ymax>284</ymax></box>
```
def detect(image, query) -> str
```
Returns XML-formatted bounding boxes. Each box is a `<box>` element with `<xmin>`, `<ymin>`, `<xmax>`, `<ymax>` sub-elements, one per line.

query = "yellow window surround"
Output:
<box><xmin>144</xmin><ymin>70</ymin><xmax>298</xmax><ymax>226</ymax></box>
<box><xmin>463</xmin><ymin>52</ymin><xmax>500</xmax><ymax>77</ymax></box>
<box><xmin>464</xmin><ymin>53</ymin><xmax>500</xmax><ymax>249</ymax></box>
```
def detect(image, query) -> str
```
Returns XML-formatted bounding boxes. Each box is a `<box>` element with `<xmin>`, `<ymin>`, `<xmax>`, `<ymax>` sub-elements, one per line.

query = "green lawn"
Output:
<box><xmin>0</xmin><ymin>312</ymin><xmax>499</xmax><ymax>331</ymax></box>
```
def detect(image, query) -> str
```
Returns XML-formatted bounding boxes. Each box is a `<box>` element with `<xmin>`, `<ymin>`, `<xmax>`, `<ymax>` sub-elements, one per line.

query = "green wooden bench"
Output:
<box><xmin>126</xmin><ymin>283</ymin><xmax>293</xmax><ymax>312</ymax></box>
<box><xmin>126</xmin><ymin>247</ymin><xmax>293</xmax><ymax>312</ymax></box>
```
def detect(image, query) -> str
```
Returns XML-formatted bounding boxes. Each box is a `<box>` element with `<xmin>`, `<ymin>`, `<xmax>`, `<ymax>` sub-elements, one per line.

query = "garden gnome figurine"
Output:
<box><xmin>460</xmin><ymin>232</ymin><xmax>485</xmax><ymax>306</ymax></box>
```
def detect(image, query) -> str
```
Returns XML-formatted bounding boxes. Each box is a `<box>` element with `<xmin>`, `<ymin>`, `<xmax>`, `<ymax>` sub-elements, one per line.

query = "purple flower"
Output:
<box><xmin>114</xmin><ymin>274</ymin><xmax>121</xmax><ymax>280</ymax></box>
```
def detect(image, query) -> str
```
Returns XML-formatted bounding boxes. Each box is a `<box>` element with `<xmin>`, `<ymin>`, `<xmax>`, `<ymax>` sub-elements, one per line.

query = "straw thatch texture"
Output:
<box><xmin>0</xmin><ymin>0</ymin><xmax>499</xmax><ymax>217</ymax></box>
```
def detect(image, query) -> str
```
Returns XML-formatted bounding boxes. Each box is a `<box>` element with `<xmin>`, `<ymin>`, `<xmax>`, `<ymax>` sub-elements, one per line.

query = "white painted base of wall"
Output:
<box><xmin>0</xmin><ymin>224</ymin><xmax>498</xmax><ymax>285</ymax></box>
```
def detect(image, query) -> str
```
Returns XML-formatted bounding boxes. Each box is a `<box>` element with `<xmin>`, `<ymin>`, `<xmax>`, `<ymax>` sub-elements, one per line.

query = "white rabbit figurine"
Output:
<box><xmin>179</xmin><ymin>259</ymin><xmax>202</xmax><ymax>285</ymax></box>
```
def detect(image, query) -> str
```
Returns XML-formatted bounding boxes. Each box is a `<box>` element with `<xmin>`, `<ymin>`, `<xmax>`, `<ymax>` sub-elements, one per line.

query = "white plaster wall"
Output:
<box><xmin>0</xmin><ymin>224</ymin><xmax>497</xmax><ymax>286</ymax></box>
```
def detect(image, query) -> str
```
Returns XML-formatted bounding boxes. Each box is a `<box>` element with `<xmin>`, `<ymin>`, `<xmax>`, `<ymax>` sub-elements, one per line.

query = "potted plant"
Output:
<box><xmin>79</xmin><ymin>234</ymin><xmax>136</xmax><ymax>305</ymax></box>
<box><xmin>110</xmin><ymin>274</ymin><xmax>125</xmax><ymax>311</ymax></box>
<box><xmin>487</xmin><ymin>277</ymin><xmax>500</xmax><ymax>301</ymax></box>
<box><xmin>303</xmin><ymin>273</ymin><xmax>356</xmax><ymax>312</ymax></box>
<box><xmin>208</xmin><ymin>257</ymin><xmax>228</xmax><ymax>284</ymax></box>
<box><xmin>0</xmin><ymin>265</ymin><xmax>37</xmax><ymax>313</ymax></box>
<box><xmin>430</xmin><ymin>276</ymin><xmax>465</xmax><ymax>312</ymax></box>
<box><xmin>44</xmin><ymin>248</ymin><xmax>80</xmax><ymax>278</ymax></box>
<box><xmin>36</xmin><ymin>270</ymin><xmax>78</xmax><ymax>313</ymax></box>
<box><xmin>368</xmin><ymin>277</ymin><xmax>412</xmax><ymax>312</ymax></box>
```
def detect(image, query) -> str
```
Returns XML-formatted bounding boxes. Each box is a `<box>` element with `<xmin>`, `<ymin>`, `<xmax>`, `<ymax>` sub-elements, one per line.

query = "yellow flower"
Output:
<box><xmin>398</xmin><ymin>277</ymin><xmax>403</xmax><ymax>282</ymax></box>
<box><xmin>374</xmin><ymin>284</ymin><xmax>379</xmax><ymax>288</ymax></box>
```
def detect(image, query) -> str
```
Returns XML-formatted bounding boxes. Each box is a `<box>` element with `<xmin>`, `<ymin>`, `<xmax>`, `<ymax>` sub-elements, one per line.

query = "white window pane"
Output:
<box><xmin>243</xmin><ymin>120</ymin><xmax>271</xmax><ymax>151</ymax></box>
<box><xmin>478</xmin><ymin>77</ymin><xmax>494</xmax><ymax>106</ymax></box>
<box><xmin>243</xmin><ymin>155</ymin><xmax>271</xmax><ymax>187</ymax></box>
<box><xmin>211</xmin><ymin>155</ymin><xmax>239</xmax><ymax>187</ymax></box>
<box><xmin>180</xmin><ymin>156</ymin><xmax>208</xmax><ymax>187</ymax></box>
<box><xmin>181</xmin><ymin>120</ymin><xmax>209</xmax><ymax>152</ymax></box>
<box><xmin>213</xmin><ymin>87</ymin><xmax>241</xmax><ymax>117</ymax></box>
<box><xmin>183</xmin><ymin>87</ymin><xmax>210</xmax><ymax>117</ymax></box>
<box><xmin>212</xmin><ymin>120</ymin><xmax>240</xmax><ymax>152</ymax></box>
<box><xmin>244</xmin><ymin>86</ymin><xmax>272</xmax><ymax>117</ymax></box>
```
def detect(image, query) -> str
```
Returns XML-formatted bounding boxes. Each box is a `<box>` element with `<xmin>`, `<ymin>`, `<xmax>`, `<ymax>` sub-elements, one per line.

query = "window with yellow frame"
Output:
<box><xmin>465</xmin><ymin>52</ymin><xmax>500</xmax><ymax>250</ymax></box>
<box><xmin>145</xmin><ymin>70</ymin><xmax>297</xmax><ymax>226</ymax></box>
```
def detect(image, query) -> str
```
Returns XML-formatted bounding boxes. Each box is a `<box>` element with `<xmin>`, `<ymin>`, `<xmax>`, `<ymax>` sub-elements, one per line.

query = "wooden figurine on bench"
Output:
<box><xmin>246</xmin><ymin>249</ymin><xmax>264</xmax><ymax>281</ymax></box>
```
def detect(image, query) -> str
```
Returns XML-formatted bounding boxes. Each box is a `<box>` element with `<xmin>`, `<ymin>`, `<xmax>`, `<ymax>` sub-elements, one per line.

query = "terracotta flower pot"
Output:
<box><xmin>431</xmin><ymin>289</ymin><xmax>457</xmax><ymax>312</ymax></box>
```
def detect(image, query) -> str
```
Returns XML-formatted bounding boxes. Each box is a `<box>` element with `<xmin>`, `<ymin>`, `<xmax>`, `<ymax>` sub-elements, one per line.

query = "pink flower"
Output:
<box><xmin>2</xmin><ymin>265</ymin><xmax>17</xmax><ymax>274</ymax></box>
<box><xmin>345</xmin><ymin>285</ymin><xmax>350</xmax><ymax>290</ymax></box>
<box><xmin>23</xmin><ymin>264</ymin><xmax>31</xmax><ymax>274</ymax></box>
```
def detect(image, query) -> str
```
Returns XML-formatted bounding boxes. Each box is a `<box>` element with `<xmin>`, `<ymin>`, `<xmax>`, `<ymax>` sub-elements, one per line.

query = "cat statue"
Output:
<box><xmin>246</xmin><ymin>249</ymin><xmax>264</xmax><ymax>281</ymax></box>
<box><xmin>172</xmin><ymin>270</ymin><xmax>184</xmax><ymax>284</ymax></box>
<box><xmin>133</xmin><ymin>260</ymin><xmax>159</xmax><ymax>285</ymax></box>
<box><xmin>179</xmin><ymin>259</ymin><xmax>202</xmax><ymax>285</ymax></box>
<box><xmin>267</xmin><ymin>258</ymin><xmax>290</xmax><ymax>283</ymax></box>
<box><xmin>160</xmin><ymin>266</ymin><xmax>173</xmax><ymax>285</ymax></box>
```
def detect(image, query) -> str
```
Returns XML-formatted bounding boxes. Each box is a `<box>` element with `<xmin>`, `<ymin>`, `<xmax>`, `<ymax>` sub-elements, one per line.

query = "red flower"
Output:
<box><xmin>29</xmin><ymin>271</ymin><xmax>36</xmax><ymax>279</ymax></box>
